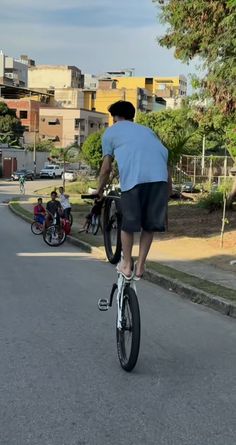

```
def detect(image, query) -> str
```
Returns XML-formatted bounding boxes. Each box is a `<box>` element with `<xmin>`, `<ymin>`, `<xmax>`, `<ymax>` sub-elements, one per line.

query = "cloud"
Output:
<box><xmin>0</xmin><ymin>0</ymin><xmax>196</xmax><ymax>83</ymax></box>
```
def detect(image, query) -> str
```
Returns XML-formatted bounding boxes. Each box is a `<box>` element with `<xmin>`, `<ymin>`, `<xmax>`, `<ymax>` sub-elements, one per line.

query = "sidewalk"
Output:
<box><xmin>11</xmin><ymin>196</ymin><xmax>236</xmax><ymax>318</ymax></box>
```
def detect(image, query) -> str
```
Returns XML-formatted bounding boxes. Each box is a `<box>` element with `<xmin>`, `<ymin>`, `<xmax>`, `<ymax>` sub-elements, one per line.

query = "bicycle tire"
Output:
<box><xmin>43</xmin><ymin>225</ymin><xmax>66</xmax><ymax>247</ymax></box>
<box><xmin>68</xmin><ymin>213</ymin><xmax>73</xmax><ymax>227</ymax></box>
<box><xmin>103</xmin><ymin>193</ymin><xmax>122</xmax><ymax>264</ymax></box>
<box><xmin>116</xmin><ymin>285</ymin><xmax>141</xmax><ymax>372</ymax></box>
<box><xmin>31</xmin><ymin>221</ymin><xmax>43</xmax><ymax>235</ymax></box>
<box><xmin>92</xmin><ymin>214</ymin><xmax>100</xmax><ymax>235</ymax></box>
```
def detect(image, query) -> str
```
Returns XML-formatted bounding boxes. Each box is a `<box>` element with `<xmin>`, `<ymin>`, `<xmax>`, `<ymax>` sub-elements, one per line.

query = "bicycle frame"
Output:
<box><xmin>99</xmin><ymin>271</ymin><xmax>137</xmax><ymax>328</ymax></box>
<box><xmin>116</xmin><ymin>274</ymin><xmax>137</xmax><ymax>330</ymax></box>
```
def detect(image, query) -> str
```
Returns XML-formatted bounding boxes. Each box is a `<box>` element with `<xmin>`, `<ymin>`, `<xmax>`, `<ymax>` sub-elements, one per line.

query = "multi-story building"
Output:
<box><xmin>39</xmin><ymin>108</ymin><xmax>108</xmax><ymax>148</ymax></box>
<box><xmin>0</xmin><ymin>50</ymin><xmax>28</xmax><ymax>87</ymax></box>
<box><xmin>84</xmin><ymin>74</ymin><xmax>99</xmax><ymax>90</ymax></box>
<box><xmin>153</xmin><ymin>75</ymin><xmax>187</xmax><ymax>98</ymax></box>
<box><xmin>54</xmin><ymin>88</ymin><xmax>84</xmax><ymax>109</ymax></box>
<box><xmin>4</xmin><ymin>98</ymin><xmax>50</xmax><ymax>145</ymax></box>
<box><xmin>92</xmin><ymin>78</ymin><xmax>153</xmax><ymax>125</ymax></box>
<box><xmin>28</xmin><ymin>65</ymin><xmax>84</xmax><ymax>91</ymax></box>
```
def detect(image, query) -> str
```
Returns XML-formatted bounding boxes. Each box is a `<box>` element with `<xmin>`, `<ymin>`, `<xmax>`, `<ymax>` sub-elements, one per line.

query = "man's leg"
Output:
<box><xmin>119</xmin><ymin>230</ymin><xmax>134</xmax><ymax>277</ymax></box>
<box><xmin>136</xmin><ymin>230</ymin><xmax>154</xmax><ymax>277</ymax></box>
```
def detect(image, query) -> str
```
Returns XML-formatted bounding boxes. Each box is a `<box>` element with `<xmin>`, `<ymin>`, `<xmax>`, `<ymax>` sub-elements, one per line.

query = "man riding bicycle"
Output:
<box><xmin>95</xmin><ymin>100</ymin><xmax>171</xmax><ymax>280</ymax></box>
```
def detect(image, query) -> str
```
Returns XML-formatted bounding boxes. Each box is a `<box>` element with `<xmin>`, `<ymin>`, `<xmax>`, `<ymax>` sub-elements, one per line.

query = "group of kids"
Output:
<box><xmin>33</xmin><ymin>187</ymin><xmax>71</xmax><ymax>228</ymax></box>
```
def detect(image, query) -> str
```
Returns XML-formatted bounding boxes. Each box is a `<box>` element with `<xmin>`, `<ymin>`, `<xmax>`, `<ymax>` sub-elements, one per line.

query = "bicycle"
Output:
<box><xmin>79</xmin><ymin>198</ymin><xmax>103</xmax><ymax>236</ymax></box>
<box><xmin>82</xmin><ymin>193</ymin><xmax>141</xmax><ymax>372</ymax></box>
<box><xmin>81</xmin><ymin>191</ymin><xmax>122</xmax><ymax>262</ymax></box>
<box><xmin>43</xmin><ymin>212</ymin><xmax>66</xmax><ymax>247</ymax></box>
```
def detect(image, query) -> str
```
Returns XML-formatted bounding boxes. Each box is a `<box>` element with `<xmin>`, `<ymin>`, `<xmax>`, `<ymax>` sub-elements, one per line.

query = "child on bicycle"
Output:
<box><xmin>34</xmin><ymin>198</ymin><xmax>46</xmax><ymax>226</ymax></box>
<box><xmin>82</xmin><ymin>198</ymin><xmax>103</xmax><ymax>230</ymax></box>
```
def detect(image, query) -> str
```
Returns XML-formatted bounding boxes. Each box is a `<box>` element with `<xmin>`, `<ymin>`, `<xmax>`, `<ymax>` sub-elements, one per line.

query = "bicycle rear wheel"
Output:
<box><xmin>43</xmin><ymin>225</ymin><xmax>66</xmax><ymax>246</ymax></box>
<box><xmin>31</xmin><ymin>221</ymin><xmax>43</xmax><ymax>235</ymax></box>
<box><xmin>103</xmin><ymin>193</ymin><xmax>122</xmax><ymax>264</ymax></box>
<box><xmin>116</xmin><ymin>285</ymin><xmax>141</xmax><ymax>372</ymax></box>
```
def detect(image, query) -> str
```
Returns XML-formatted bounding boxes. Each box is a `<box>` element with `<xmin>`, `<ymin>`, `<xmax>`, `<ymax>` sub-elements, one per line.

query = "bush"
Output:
<box><xmin>198</xmin><ymin>191</ymin><xmax>224</xmax><ymax>211</ymax></box>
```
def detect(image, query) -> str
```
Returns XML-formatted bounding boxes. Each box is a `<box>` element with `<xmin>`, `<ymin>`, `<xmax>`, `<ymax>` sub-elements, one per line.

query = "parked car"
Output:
<box><xmin>11</xmin><ymin>169</ymin><xmax>34</xmax><ymax>181</ymax></box>
<box><xmin>62</xmin><ymin>170</ymin><xmax>77</xmax><ymax>182</ymax></box>
<box><xmin>40</xmin><ymin>164</ymin><xmax>63</xmax><ymax>179</ymax></box>
<box><xmin>170</xmin><ymin>184</ymin><xmax>181</xmax><ymax>199</ymax></box>
<box><xmin>181</xmin><ymin>182</ymin><xmax>196</xmax><ymax>193</ymax></box>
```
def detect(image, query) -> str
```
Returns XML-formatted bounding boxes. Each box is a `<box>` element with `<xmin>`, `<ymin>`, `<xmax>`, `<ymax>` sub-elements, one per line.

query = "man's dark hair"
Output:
<box><xmin>108</xmin><ymin>101</ymin><xmax>135</xmax><ymax>120</ymax></box>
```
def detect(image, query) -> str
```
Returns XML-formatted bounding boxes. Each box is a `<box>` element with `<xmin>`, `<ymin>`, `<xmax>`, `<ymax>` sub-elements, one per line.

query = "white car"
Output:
<box><xmin>40</xmin><ymin>165</ymin><xmax>63</xmax><ymax>178</ymax></box>
<box><xmin>62</xmin><ymin>170</ymin><xmax>77</xmax><ymax>182</ymax></box>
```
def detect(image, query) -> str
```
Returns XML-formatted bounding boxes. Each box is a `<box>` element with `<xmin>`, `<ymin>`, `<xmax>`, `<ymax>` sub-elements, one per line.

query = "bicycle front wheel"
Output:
<box><xmin>116</xmin><ymin>285</ymin><xmax>141</xmax><ymax>372</ymax></box>
<box><xmin>43</xmin><ymin>225</ymin><xmax>66</xmax><ymax>247</ymax></box>
<box><xmin>103</xmin><ymin>194</ymin><xmax>122</xmax><ymax>264</ymax></box>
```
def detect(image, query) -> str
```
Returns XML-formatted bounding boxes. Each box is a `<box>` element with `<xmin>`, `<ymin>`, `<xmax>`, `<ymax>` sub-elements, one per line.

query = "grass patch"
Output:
<box><xmin>34</xmin><ymin>179</ymin><xmax>97</xmax><ymax>196</ymax></box>
<box><xmin>10</xmin><ymin>201</ymin><xmax>32</xmax><ymax>220</ymax></box>
<box><xmin>147</xmin><ymin>261</ymin><xmax>236</xmax><ymax>302</ymax></box>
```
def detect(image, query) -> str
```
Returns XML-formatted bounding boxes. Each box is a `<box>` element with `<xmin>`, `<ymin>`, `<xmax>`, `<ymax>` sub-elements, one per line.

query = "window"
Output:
<box><xmin>20</xmin><ymin>110</ymin><xmax>28</xmax><ymax>119</ymax></box>
<box><xmin>48</xmin><ymin>119</ymin><xmax>59</xmax><ymax>125</ymax></box>
<box><xmin>75</xmin><ymin>118</ymin><xmax>80</xmax><ymax>129</ymax></box>
<box><xmin>74</xmin><ymin>135</ymin><xmax>79</xmax><ymax>144</ymax></box>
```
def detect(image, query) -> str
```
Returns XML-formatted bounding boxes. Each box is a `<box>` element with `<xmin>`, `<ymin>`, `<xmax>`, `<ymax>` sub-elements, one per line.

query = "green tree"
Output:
<box><xmin>27</xmin><ymin>140</ymin><xmax>56</xmax><ymax>152</ymax></box>
<box><xmin>0</xmin><ymin>102</ymin><xmax>24</xmax><ymax>145</ymax></box>
<box><xmin>81</xmin><ymin>130</ymin><xmax>104</xmax><ymax>174</ymax></box>
<box><xmin>154</xmin><ymin>0</ymin><xmax>236</xmax><ymax>114</ymax></box>
<box><xmin>136</xmin><ymin>108</ymin><xmax>200</xmax><ymax>163</ymax></box>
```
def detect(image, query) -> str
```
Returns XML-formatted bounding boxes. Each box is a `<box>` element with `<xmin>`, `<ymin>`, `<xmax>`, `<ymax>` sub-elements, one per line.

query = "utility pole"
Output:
<box><xmin>201</xmin><ymin>134</ymin><xmax>206</xmax><ymax>176</ymax></box>
<box><xmin>33</xmin><ymin>113</ymin><xmax>38</xmax><ymax>178</ymax></box>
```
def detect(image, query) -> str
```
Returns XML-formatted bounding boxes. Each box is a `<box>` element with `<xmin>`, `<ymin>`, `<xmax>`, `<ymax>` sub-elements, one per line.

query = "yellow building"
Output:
<box><xmin>153</xmin><ymin>75</ymin><xmax>187</xmax><ymax>98</ymax></box>
<box><xmin>92</xmin><ymin>78</ymin><xmax>153</xmax><ymax>126</ymax></box>
<box><xmin>115</xmin><ymin>76</ymin><xmax>154</xmax><ymax>94</ymax></box>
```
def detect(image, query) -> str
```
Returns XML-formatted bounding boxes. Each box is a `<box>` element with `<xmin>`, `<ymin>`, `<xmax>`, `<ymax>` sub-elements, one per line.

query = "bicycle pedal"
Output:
<box><xmin>98</xmin><ymin>299</ymin><xmax>109</xmax><ymax>311</ymax></box>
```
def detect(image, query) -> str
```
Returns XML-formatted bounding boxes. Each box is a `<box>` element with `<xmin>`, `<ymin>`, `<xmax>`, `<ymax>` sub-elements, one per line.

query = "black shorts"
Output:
<box><xmin>120</xmin><ymin>181</ymin><xmax>168</xmax><ymax>233</ymax></box>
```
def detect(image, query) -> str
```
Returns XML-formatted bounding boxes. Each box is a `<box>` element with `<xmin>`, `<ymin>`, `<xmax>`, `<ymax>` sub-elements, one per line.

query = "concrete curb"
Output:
<box><xmin>9</xmin><ymin>202</ymin><xmax>236</xmax><ymax>319</ymax></box>
<box><xmin>144</xmin><ymin>269</ymin><xmax>236</xmax><ymax>319</ymax></box>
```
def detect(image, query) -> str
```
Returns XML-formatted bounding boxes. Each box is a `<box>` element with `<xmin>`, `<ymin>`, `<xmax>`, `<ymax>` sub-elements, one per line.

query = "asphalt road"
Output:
<box><xmin>0</xmin><ymin>184</ymin><xmax>236</xmax><ymax>445</ymax></box>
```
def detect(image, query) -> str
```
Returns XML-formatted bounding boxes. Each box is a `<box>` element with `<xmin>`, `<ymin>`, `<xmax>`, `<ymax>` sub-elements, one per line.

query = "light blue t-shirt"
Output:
<box><xmin>102</xmin><ymin>121</ymin><xmax>168</xmax><ymax>192</ymax></box>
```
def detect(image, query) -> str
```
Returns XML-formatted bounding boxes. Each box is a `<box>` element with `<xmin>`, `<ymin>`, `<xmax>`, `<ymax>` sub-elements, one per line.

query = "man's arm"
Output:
<box><xmin>97</xmin><ymin>155</ymin><xmax>113</xmax><ymax>196</ymax></box>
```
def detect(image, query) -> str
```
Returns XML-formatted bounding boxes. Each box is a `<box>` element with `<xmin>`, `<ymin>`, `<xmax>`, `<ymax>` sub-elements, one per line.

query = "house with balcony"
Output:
<box><xmin>39</xmin><ymin>108</ymin><xmax>108</xmax><ymax>148</ymax></box>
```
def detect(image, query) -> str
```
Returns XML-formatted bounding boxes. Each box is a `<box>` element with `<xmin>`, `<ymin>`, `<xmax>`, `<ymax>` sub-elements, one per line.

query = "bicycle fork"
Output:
<box><xmin>98</xmin><ymin>274</ymin><xmax>136</xmax><ymax>330</ymax></box>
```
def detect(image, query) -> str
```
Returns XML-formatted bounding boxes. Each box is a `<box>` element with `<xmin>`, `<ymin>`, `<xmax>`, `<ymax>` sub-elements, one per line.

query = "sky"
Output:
<box><xmin>0</xmin><ymin>0</ymin><xmax>198</xmax><ymax>83</ymax></box>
